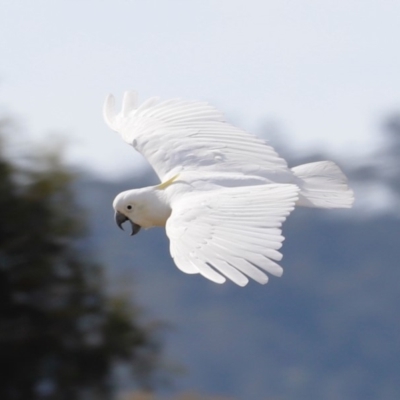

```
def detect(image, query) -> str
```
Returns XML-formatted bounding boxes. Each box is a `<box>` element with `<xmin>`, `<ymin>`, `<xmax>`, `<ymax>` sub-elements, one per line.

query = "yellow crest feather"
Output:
<box><xmin>157</xmin><ymin>174</ymin><xmax>179</xmax><ymax>190</ymax></box>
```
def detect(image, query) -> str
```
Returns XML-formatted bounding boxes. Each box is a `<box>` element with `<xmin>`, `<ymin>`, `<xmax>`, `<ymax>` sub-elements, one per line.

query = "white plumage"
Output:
<box><xmin>106</xmin><ymin>91</ymin><xmax>354</xmax><ymax>286</ymax></box>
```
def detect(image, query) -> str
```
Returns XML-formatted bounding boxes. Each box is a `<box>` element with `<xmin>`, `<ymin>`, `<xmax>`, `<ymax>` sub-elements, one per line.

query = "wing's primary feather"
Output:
<box><xmin>166</xmin><ymin>184</ymin><xmax>299</xmax><ymax>286</ymax></box>
<box><xmin>104</xmin><ymin>91</ymin><xmax>290</xmax><ymax>181</ymax></box>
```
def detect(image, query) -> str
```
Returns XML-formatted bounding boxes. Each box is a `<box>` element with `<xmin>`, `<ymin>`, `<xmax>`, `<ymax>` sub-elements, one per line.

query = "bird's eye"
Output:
<box><xmin>127</xmin><ymin>205</ymin><xmax>133</xmax><ymax>210</ymax></box>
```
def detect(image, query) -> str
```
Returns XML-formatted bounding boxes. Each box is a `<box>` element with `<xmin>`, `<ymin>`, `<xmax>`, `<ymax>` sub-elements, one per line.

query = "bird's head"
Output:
<box><xmin>113</xmin><ymin>186</ymin><xmax>171</xmax><ymax>235</ymax></box>
<box><xmin>113</xmin><ymin>190</ymin><xmax>144</xmax><ymax>236</ymax></box>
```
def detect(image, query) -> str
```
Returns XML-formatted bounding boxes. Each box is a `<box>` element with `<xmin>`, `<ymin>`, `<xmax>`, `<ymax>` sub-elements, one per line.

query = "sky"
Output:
<box><xmin>1</xmin><ymin>0</ymin><xmax>400</xmax><ymax>179</ymax></box>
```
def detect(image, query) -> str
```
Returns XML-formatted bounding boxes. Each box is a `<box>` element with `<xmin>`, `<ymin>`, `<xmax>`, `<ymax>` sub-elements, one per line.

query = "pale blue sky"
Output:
<box><xmin>1</xmin><ymin>0</ymin><xmax>399</xmax><ymax>178</ymax></box>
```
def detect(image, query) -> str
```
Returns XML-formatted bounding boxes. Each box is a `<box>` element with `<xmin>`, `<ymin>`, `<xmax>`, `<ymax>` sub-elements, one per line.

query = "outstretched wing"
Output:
<box><xmin>165</xmin><ymin>184</ymin><xmax>299</xmax><ymax>286</ymax></box>
<box><xmin>104</xmin><ymin>91</ymin><xmax>290</xmax><ymax>182</ymax></box>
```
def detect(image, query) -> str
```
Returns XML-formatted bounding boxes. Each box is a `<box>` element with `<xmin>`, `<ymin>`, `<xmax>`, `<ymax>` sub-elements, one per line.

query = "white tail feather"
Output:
<box><xmin>292</xmin><ymin>161</ymin><xmax>354</xmax><ymax>209</ymax></box>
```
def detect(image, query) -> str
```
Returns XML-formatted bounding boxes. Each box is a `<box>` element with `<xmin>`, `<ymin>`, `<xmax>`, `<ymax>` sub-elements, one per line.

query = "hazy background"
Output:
<box><xmin>1</xmin><ymin>1</ymin><xmax>400</xmax><ymax>176</ymax></box>
<box><xmin>1</xmin><ymin>1</ymin><xmax>399</xmax><ymax>399</ymax></box>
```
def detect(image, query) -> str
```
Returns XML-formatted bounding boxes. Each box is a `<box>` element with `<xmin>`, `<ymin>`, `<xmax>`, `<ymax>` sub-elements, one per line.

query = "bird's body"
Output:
<box><xmin>106</xmin><ymin>91</ymin><xmax>354</xmax><ymax>286</ymax></box>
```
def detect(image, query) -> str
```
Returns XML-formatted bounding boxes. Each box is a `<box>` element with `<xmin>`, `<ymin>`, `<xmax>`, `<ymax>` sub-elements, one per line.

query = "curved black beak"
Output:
<box><xmin>114</xmin><ymin>211</ymin><xmax>141</xmax><ymax>236</ymax></box>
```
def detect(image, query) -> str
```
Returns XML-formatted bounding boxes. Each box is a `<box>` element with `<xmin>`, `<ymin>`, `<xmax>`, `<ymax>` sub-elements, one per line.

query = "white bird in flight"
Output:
<box><xmin>104</xmin><ymin>91</ymin><xmax>353</xmax><ymax>286</ymax></box>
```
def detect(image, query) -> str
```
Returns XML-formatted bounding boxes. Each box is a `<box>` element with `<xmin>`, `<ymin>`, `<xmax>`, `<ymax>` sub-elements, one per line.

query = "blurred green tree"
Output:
<box><xmin>0</xmin><ymin>128</ymin><xmax>164</xmax><ymax>400</ymax></box>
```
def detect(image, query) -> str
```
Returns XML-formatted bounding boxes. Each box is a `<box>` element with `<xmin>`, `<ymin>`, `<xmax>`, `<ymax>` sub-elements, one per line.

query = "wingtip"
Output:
<box><xmin>103</xmin><ymin>93</ymin><xmax>117</xmax><ymax>131</ymax></box>
<box><xmin>103</xmin><ymin>91</ymin><xmax>140</xmax><ymax>131</ymax></box>
<box><xmin>122</xmin><ymin>90</ymin><xmax>139</xmax><ymax>117</ymax></box>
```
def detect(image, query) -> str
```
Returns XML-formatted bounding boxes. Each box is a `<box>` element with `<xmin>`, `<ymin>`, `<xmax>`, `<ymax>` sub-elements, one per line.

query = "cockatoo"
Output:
<box><xmin>104</xmin><ymin>91</ymin><xmax>353</xmax><ymax>286</ymax></box>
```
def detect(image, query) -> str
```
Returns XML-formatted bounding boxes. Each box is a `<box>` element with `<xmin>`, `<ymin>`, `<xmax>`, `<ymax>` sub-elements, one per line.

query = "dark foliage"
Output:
<box><xmin>0</xmin><ymin>137</ymin><xmax>163</xmax><ymax>400</ymax></box>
